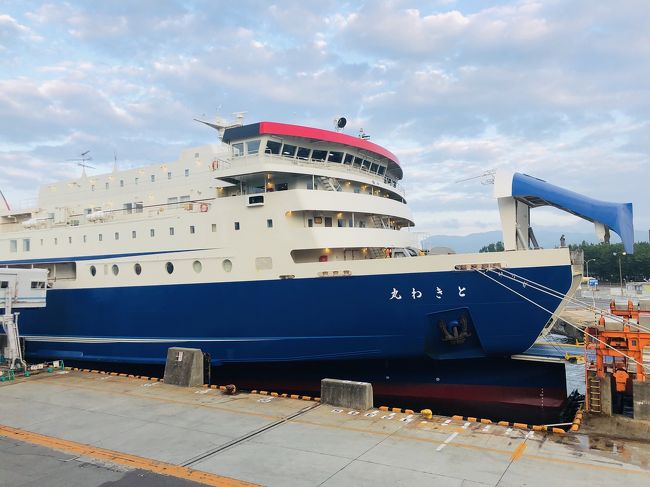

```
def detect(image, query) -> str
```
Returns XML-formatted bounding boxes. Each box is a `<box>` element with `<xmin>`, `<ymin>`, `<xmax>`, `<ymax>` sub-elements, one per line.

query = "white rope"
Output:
<box><xmin>476</xmin><ymin>269</ymin><xmax>644</xmax><ymax>368</ymax></box>
<box><xmin>485</xmin><ymin>267</ymin><xmax>650</xmax><ymax>334</ymax></box>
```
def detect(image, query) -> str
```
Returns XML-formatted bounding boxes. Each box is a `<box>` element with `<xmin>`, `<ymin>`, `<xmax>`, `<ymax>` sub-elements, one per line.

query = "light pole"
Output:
<box><xmin>585</xmin><ymin>258</ymin><xmax>596</xmax><ymax>279</ymax></box>
<box><xmin>613</xmin><ymin>252</ymin><xmax>626</xmax><ymax>295</ymax></box>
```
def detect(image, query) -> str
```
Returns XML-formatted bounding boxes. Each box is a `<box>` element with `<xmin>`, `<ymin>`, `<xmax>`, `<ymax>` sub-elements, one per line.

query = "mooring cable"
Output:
<box><xmin>476</xmin><ymin>269</ymin><xmax>644</xmax><ymax>368</ymax></box>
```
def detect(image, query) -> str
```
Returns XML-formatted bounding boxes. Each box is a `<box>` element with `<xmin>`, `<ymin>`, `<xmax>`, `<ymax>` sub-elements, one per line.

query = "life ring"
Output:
<box><xmin>200</xmin><ymin>203</ymin><xmax>209</xmax><ymax>212</ymax></box>
<box><xmin>210</xmin><ymin>160</ymin><xmax>218</xmax><ymax>171</ymax></box>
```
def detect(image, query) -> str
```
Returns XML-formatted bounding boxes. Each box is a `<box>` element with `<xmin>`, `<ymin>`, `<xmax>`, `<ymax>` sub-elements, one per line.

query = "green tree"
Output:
<box><xmin>479</xmin><ymin>241</ymin><xmax>505</xmax><ymax>253</ymax></box>
<box><xmin>568</xmin><ymin>242</ymin><xmax>650</xmax><ymax>283</ymax></box>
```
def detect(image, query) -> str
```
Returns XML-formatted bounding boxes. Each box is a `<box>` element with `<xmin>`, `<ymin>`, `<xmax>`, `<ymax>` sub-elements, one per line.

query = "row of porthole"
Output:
<box><xmin>89</xmin><ymin>259</ymin><xmax>233</xmax><ymax>277</ymax></box>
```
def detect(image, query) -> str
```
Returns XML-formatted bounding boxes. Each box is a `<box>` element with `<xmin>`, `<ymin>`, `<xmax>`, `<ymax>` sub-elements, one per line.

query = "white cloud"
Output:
<box><xmin>0</xmin><ymin>0</ymin><xmax>648</xmax><ymax>238</ymax></box>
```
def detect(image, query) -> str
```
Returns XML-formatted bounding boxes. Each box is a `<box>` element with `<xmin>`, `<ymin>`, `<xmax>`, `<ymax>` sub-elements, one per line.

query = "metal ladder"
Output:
<box><xmin>370</xmin><ymin>214</ymin><xmax>387</xmax><ymax>229</ymax></box>
<box><xmin>587</xmin><ymin>373</ymin><xmax>601</xmax><ymax>413</ymax></box>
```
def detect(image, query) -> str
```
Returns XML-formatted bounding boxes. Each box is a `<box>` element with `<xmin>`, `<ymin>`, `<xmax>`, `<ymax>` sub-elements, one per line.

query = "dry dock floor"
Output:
<box><xmin>1</xmin><ymin>371</ymin><xmax>649</xmax><ymax>486</ymax></box>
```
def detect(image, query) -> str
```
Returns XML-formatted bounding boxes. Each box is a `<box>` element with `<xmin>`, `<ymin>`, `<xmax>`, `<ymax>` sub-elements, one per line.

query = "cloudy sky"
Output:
<box><xmin>1</xmin><ymin>0</ymin><xmax>648</xmax><ymax>242</ymax></box>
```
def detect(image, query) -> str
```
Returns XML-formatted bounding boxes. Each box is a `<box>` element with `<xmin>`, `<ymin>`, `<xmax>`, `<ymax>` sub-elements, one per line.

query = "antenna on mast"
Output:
<box><xmin>455</xmin><ymin>169</ymin><xmax>496</xmax><ymax>185</ymax></box>
<box><xmin>66</xmin><ymin>150</ymin><xmax>96</xmax><ymax>177</ymax></box>
<box><xmin>194</xmin><ymin>111</ymin><xmax>247</xmax><ymax>139</ymax></box>
<box><xmin>112</xmin><ymin>150</ymin><xmax>118</xmax><ymax>172</ymax></box>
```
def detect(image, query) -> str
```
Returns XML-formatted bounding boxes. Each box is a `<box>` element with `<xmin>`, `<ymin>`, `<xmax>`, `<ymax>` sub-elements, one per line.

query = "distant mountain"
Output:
<box><xmin>422</xmin><ymin>229</ymin><xmax>648</xmax><ymax>254</ymax></box>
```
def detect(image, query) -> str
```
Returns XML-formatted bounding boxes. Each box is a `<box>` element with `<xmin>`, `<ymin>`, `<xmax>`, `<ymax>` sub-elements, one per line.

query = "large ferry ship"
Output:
<box><xmin>0</xmin><ymin>119</ymin><xmax>632</xmax><ymax>372</ymax></box>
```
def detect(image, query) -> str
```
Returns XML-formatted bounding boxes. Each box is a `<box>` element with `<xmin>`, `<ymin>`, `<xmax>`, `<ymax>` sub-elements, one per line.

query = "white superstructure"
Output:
<box><xmin>0</xmin><ymin>123</ymin><xmax>428</xmax><ymax>289</ymax></box>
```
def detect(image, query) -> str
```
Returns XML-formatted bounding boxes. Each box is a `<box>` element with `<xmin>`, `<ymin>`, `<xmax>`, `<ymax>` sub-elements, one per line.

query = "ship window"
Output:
<box><xmin>54</xmin><ymin>237</ymin><xmax>58</xmax><ymax>245</ymax></box>
<box><xmin>68</xmin><ymin>236</ymin><xmax>72</xmax><ymax>244</ymax></box>
<box><xmin>378</xmin><ymin>166</ymin><xmax>386</xmax><ymax>175</ymax></box>
<box><xmin>84</xmin><ymin>208</ymin><xmax>92</xmax><ymax>214</ymax></box>
<box><xmin>169</xmin><ymin>227</ymin><xmax>175</xmax><ymax>236</ymax></box>
<box><xmin>222</xmin><ymin>259</ymin><xmax>232</xmax><ymax>272</ymax></box>
<box><xmin>296</xmin><ymin>147</ymin><xmax>310</xmax><ymax>159</ymax></box>
<box><xmin>185</xmin><ymin>169</ymin><xmax>190</xmax><ymax>177</ymax></box>
<box><xmin>124</xmin><ymin>203</ymin><xmax>133</xmax><ymax>214</ymax></box>
<box><xmin>134</xmin><ymin>263</ymin><xmax>142</xmax><ymax>275</ymax></box>
<box><xmin>112</xmin><ymin>264</ymin><xmax>119</xmax><ymax>276</ymax></box>
<box><xmin>344</xmin><ymin>154</ymin><xmax>354</xmax><ymax>165</ymax></box>
<box><xmin>353</xmin><ymin>157</ymin><xmax>363</xmax><ymax>168</ymax></box>
<box><xmin>91</xmin><ymin>184</ymin><xmax>95</xmax><ymax>191</ymax></box>
<box><xmin>23</xmin><ymin>239</ymin><xmax>30</xmax><ymax>251</ymax></box>
<box><xmin>233</xmin><ymin>142</ymin><xmax>244</xmax><ymax>156</ymax></box>
<box><xmin>150</xmin><ymin>229</ymin><xmax>155</xmax><ymax>237</ymax></box>
<box><xmin>168</xmin><ymin>171</ymin><xmax>172</xmax><ymax>179</ymax></box>
<box><xmin>370</xmin><ymin>162</ymin><xmax>379</xmax><ymax>173</ymax></box>
<box><xmin>151</xmin><ymin>174</ymin><xmax>155</xmax><ymax>182</ymax></box>
<box><xmin>328</xmin><ymin>151</ymin><xmax>343</xmax><ymax>163</ymax></box>
<box><xmin>167</xmin><ymin>197</ymin><xmax>178</xmax><ymax>208</ymax></box>
<box><xmin>255</xmin><ymin>257</ymin><xmax>272</xmax><ymax>270</ymax></box>
<box><xmin>0</xmin><ymin>281</ymin><xmax>8</xmax><ymax>288</ymax></box>
<box><xmin>247</xmin><ymin>140</ymin><xmax>260</xmax><ymax>154</ymax></box>
<box><xmin>276</xmin><ymin>182</ymin><xmax>288</xmax><ymax>191</ymax></box>
<box><xmin>312</xmin><ymin>150</ymin><xmax>327</xmax><ymax>162</ymax></box>
<box><xmin>132</xmin><ymin>230</ymin><xmax>137</xmax><ymax>239</ymax></box>
<box><xmin>166</xmin><ymin>262</ymin><xmax>174</xmax><ymax>274</ymax></box>
<box><xmin>135</xmin><ymin>177</ymin><xmax>139</xmax><ymax>185</ymax></box>
<box><xmin>135</xmin><ymin>202</ymin><xmax>143</xmax><ymax>213</ymax></box>
<box><xmin>308</xmin><ymin>219</ymin><xmax>313</xmax><ymax>227</ymax></box>
<box><xmin>248</xmin><ymin>195</ymin><xmax>264</xmax><ymax>205</ymax></box>
<box><xmin>31</xmin><ymin>281</ymin><xmax>46</xmax><ymax>289</ymax></box>
<box><xmin>115</xmin><ymin>232</ymin><xmax>119</xmax><ymax>240</ymax></box>
<box><xmin>265</xmin><ymin>140</ymin><xmax>281</xmax><ymax>155</ymax></box>
<box><xmin>98</xmin><ymin>234</ymin><xmax>102</xmax><ymax>242</ymax></box>
<box><xmin>267</xmin><ymin>219</ymin><xmax>273</xmax><ymax>228</ymax></box>
<box><xmin>282</xmin><ymin>144</ymin><xmax>297</xmax><ymax>157</ymax></box>
<box><xmin>90</xmin><ymin>265</ymin><xmax>96</xmax><ymax>276</ymax></box>
<box><xmin>234</xmin><ymin>222</ymin><xmax>240</xmax><ymax>230</ymax></box>
<box><xmin>211</xmin><ymin>224</ymin><xmax>217</xmax><ymax>232</ymax></box>
<box><xmin>120</xmin><ymin>179</ymin><xmax>124</xmax><ymax>187</ymax></box>
<box><xmin>105</xmin><ymin>182</ymin><xmax>109</xmax><ymax>190</ymax></box>
<box><xmin>83</xmin><ymin>235</ymin><xmax>87</xmax><ymax>243</ymax></box>
<box><xmin>193</xmin><ymin>260</ymin><xmax>202</xmax><ymax>273</ymax></box>
<box><xmin>190</xmin><ymin>225</ymin><xmax>196</xmax><ymax>234</ymax></box>
<box><xmin>324</xmin><ymin>217</ymin><xmax>332</xmax><ymax>227</ymax></box>
<box><xmin>9</xmin><ymin>240</ymin><xmax>17</xmax><ymax>252</ymax></box>
<box><xmin>337</xmin><ymin>219</ymin><xmax>345</xmax><ymax>227</ymax></box>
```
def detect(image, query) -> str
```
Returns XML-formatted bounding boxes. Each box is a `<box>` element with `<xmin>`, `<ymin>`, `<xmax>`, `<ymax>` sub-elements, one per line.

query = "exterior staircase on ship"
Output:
<box><xmin>318</xmin><ymin>176</ymin><xmax>342</xmax><ymax>192</ymax></box>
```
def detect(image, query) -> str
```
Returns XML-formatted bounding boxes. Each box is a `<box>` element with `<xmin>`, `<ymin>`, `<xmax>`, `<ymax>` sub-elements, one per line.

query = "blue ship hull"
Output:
<box><xmin>20</xmin><ymin>264</ymin><xmax>572</xmax><ymax>365</ymax></box>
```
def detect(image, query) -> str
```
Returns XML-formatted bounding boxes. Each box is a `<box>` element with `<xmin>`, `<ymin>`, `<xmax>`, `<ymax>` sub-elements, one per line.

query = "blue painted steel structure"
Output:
<box><xmin>511</xmin><ymin>172</ymin><xmax>635</xmax><ymax>253</ymax></box>
<box><xmin>18</xmin><ymin>264</ymin><xmax>572</xmax><ymax>365</ymax></box>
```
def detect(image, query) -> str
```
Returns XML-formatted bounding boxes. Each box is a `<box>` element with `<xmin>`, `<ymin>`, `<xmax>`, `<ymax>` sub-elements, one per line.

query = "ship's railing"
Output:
<box><xmin>11</xmin><ymin>198</ymin><xmax>217</xmax><ymax>231</ymax></box>
<box><xmin>231</xmin><ymin>152</ymin><xmax>405</xmax><ymax>196</ymax></box>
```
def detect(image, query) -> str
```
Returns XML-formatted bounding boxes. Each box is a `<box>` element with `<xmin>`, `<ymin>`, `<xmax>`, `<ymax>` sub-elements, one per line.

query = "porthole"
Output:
<box><xmin>112</xmin><ymin>264</ymin><xmax>119</xmax><ymax>276</ymax></box>
<box><xmin>90</xmin><ymin>265</ymin><xmax>96</xmax><ymax>277</ymax></box>
<box><xmin>166</xmin><ymin>262</ymin><xmax>174</xmax><ymax>274</ymax></box>
<box><xmin>134</xmin><ymin>263</ymin><xmax>142</xmax><ymax>275</ymax></box>
<box><xmin>193</xmin><ymin>260</ymin><xmax>202</xmax><ymax>273</ymax></box>
<box><xmin>222</xmin><ymin>259</ymin><xmax>232</xmax><ymax>272</ymax></box>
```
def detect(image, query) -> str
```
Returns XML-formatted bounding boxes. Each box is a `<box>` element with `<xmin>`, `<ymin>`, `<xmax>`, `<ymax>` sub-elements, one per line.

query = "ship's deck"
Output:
<box><xmin>1</xmin><ymin>370</ymin><xmax>649</xmax><ymax>486</ymax></box>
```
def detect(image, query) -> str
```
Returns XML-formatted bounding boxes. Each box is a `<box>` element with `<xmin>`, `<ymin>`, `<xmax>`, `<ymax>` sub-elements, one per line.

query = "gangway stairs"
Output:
<box><xmin>318</xmin><ymin>176</ymin><xmax>342</xmax><ymax>192</ymax></box>
<box><xmin>1</xmin><ymin>268</ymin><xmax>48</xmax><ymax>370</ymax></box>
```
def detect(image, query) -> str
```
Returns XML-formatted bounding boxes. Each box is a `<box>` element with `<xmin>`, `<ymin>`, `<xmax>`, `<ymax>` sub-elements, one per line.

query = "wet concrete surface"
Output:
<box><xmin>1</xmin><ymin>370</ymin><xmax>649</xmax><ymax>486</ymax></box>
